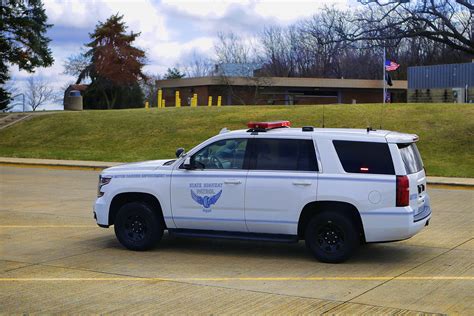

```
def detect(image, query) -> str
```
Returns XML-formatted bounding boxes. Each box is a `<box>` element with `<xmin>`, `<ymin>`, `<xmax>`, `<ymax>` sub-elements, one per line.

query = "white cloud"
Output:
<box><xmin>254</xmin><ymin>0</ymin><xmax>348</xmax><ymax>23</ymax></box>
<box><xmin>161</xmin><ymin>0</ymin><xmax>251</xmax><ymax>18</ymax></box>
<box><xmin>144</xmin><ymin>36</ymin><xmax>215</xmax><ymax>74</ymax></box>
<box><xmin>43</xmin><ymin>0</ymin><xmax>110</xmax><ymax>28</ymax></box>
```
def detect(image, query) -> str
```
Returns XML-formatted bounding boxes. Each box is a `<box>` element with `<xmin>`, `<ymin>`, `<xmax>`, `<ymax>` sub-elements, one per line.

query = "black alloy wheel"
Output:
<box><xmin>114</xmin><ymin>202</ymin><xmax>163</xmax><ymax>251</ymax></box>
<box><xmin>305</xmin><ymin>211</ymin><xmax>359</xmax><ymax>263</ymax></box>
<box><xmin>316</xmin><ymin>222</ymin><xmax>346</xmax><ymax>254</ymax></box>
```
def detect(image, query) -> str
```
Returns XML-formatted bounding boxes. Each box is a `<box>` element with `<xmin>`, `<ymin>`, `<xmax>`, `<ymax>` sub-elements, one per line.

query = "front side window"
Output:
<box><xmin>333</xmin><ymin>140</ymin><xmax>395</xmax><ymax>175</ymax></box>
<box><xmin>252</xmin><ymin>138</ymin><xmax>318</xmax><ymax>171</ymax></box>
<box><xmin>192</xmin><ymin>138</ymin><xmax>248</xmax><ymax>170</ymax></box>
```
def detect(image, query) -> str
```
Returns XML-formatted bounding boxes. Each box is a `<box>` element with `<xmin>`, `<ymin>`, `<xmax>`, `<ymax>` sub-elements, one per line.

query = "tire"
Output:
<box><xmin>305</xmin><ymin>211</ymin><xmax>359</xmax><ymax>263</ymax></box>
<box><xmin>114</xmin><ymin>202</ymin><xmax>163</xmax><ymax>251</ymax></box>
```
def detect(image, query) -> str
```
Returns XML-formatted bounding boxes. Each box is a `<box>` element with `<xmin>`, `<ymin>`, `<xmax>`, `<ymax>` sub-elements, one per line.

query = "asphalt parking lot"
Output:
<box><xmin>1</xmin><ymin>166</ymin><xmax>473</xmax><ymax>314</ymax></box>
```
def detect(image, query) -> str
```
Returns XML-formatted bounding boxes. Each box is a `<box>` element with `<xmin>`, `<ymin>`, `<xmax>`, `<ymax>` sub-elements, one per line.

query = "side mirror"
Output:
<box><xmin>183</xmin><ymin>156</ymin><xmax>194</xmax><ymax>170</ymax></box>
<box><xmin>176</xmin><ymin>147</ymin><xmax>185</xmax><ymax>158</ymax></box>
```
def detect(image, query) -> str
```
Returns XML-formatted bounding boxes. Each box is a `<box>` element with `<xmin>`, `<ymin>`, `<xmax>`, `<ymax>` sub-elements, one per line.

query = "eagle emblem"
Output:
<box><xmin>191</xmin><ymin>189</ymin><xmax>222</xmax><ymax>211</ymax></box>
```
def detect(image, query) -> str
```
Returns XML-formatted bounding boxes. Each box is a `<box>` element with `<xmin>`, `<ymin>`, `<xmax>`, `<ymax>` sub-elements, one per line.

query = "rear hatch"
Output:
<box><xmin>397</xmin><ymin>142</ymin><xmax>431</xmax><ymax>221</ymax></box>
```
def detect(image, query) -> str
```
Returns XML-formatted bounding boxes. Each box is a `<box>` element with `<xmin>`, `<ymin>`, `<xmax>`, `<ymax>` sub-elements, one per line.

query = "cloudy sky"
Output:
<box><xmin>9</xmin><ymin>0</ymin><xmax>353</xmax><ymax>110</ymax></box>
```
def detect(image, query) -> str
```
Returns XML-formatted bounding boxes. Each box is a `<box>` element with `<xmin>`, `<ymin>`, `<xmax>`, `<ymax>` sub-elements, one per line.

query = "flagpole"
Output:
<box><xmin>383</xmin><ymin>46</ymin><xmax>386</xmax><ymax>107</ymax></box>
<box><xmin>381</xmin><ymin>46</ymin><xmax>386</xmax><ymax>129</ymax></box>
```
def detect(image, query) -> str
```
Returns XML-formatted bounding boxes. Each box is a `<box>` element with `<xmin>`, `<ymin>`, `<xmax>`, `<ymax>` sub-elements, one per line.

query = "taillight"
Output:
<box><xmin>396</xmin><ymin>175</ymin><xmax>409</xmax><ymax>207</ymax></box>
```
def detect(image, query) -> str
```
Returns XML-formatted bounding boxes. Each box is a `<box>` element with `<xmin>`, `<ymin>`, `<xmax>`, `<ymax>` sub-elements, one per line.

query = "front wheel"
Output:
<box><xmin>114</xmin><ymin>202</ymin><xmax>163</xmax><ymax>251</ymax></box>
<box><xmin>305</xmin><ymin>212</ymin><xmax>359</xmax><ymax>263</ymax></box>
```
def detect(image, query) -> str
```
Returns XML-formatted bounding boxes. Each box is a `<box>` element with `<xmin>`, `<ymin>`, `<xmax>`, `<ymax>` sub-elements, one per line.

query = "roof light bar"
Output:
<box><xmin>247</xmin><ymin>120</ymin><xmax>291</xmax><ymax>130</ymax></box>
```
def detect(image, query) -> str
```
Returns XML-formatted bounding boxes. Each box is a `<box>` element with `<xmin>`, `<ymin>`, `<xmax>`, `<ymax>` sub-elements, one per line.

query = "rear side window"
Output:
<box><xmin>252</xmin><ymin>138</ymin><xmax>318</xmax><ymax>171</ymax></box>
<box><xmin>398</xmin><ymin>143</ymin><xmax>423</xmax><ymax>174</ymax></box>
<box><xmin>333</xmin><ymin>140</ymin><xmax>395</xmax><ymax>175</ymax></box>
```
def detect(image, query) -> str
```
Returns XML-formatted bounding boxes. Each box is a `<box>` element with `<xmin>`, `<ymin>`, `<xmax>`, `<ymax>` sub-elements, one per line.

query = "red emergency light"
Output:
<box><xmin>247</xmin><ymin>120</ymin><xmax>291</xmax><ymax>130</ymax></box>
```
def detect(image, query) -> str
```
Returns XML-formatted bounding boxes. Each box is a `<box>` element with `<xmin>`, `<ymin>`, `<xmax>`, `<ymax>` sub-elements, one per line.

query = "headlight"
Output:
<box><xmin>97</xmin><ymin>175</ymin><xmax>112</xmax><ymax>197</ymax></box>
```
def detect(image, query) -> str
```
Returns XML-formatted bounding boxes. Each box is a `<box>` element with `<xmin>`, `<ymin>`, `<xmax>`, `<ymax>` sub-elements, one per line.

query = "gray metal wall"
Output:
<box><xmin>408</xmin><ymin>62</ymin><xmax>473</xmax><ymax>89</ymax></box>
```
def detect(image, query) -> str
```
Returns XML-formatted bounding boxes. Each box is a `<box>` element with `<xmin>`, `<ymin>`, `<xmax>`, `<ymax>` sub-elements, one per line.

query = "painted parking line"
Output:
<box><xmin>0</xmin><ymin>276</ymin><xmax>473</xmax><ymax>282</ymax></box>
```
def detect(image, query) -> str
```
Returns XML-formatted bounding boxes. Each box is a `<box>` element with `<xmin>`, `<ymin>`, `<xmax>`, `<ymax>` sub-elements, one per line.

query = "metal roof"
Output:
<box><xmin>408</xmin><ymin>62</ymin><xmax>474</xmax><ymax>89</ymax></box>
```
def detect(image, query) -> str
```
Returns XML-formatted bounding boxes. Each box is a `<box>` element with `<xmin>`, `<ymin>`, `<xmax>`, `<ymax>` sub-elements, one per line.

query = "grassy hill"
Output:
<box><xmin>0</xmin><ymin>103</ymin><xmax>473</xmax><ymax>177</ymax></box>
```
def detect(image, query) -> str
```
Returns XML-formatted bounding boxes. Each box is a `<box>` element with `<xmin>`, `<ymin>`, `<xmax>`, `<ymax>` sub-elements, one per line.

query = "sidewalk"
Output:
<box><xmin>1</xmin><ymin>156</ymin><xmax>473</xmax><ymax>187</ymax></box>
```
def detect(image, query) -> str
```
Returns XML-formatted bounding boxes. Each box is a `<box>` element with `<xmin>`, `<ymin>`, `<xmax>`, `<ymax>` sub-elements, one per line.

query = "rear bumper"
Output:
<box><xmin>361</xmin><ymin>206</ymin><xmax>431</xmax><ymax>242</ymax></box>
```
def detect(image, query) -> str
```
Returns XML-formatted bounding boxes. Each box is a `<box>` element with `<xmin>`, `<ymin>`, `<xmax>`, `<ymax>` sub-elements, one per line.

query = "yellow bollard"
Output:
<box><xmin>162</xmin><ymin>99</ymin><xmax>166</xmax><ymax>108</ymax></box>
<box><xmin>175</xmin><ymin>91</ymin><xmax>181</xmax><ymax>107</ymax></box>
<box><xmin>217</xmin><ymin>96</ymin><xmax>222</xmax><ymax>107</ymax></box>
<box><xmin>208</xmin><ymin>96</ymin><xmax>213</xmax><ymax>107</ymax></box>
<box><xmin>192</xmin><ymin>93</ymin><xmax>198</xmax><ymax>107</ymax></box>
<box><xmin>145</xmin><ymin>101</ymin><xmax>149</xmax><ymax>110</ymax></box>
<box><xmin>158</xmin><ymin>89</ymin><xmax>162</xmax><ymax>109</ymax></box>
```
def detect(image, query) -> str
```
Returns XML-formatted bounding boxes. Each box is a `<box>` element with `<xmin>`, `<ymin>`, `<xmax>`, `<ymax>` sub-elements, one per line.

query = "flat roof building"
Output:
<box><xmin>408</xmin><ymin>62</ymin><xmax>473</xmax><ymax>103</ymax></box>
<box><xmin>156</xmin><ymin>76</ymin><xmax>407</xmax><ymax>106</ymax></box>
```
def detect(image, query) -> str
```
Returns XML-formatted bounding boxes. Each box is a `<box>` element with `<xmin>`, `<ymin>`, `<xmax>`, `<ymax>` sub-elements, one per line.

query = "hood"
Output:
<box><xmin>104</xmin><ymin>159</ymin><xmax>175</xmax><ymax>173</ymax></box>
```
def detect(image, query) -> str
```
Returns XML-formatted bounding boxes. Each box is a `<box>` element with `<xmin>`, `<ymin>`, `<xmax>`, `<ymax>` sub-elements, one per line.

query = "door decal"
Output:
<box><xmin>189</xmin><ymin>183</ymin><xmax>223</xmax><ymax>212</ymax></box>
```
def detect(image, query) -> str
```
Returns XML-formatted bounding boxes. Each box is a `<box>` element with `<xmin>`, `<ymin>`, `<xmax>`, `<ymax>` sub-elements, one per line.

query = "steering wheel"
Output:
<box><xmin>210</xmin><ymin>156</ymin><xmax>224</xmax><ymax>169</ymax></box>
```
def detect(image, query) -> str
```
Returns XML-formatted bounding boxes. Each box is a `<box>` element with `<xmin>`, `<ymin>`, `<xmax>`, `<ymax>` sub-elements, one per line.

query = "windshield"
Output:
<box><xmin>398</xmin><ymin>143</ymin><xmax>424</xmax><ymax>174</ymax></box>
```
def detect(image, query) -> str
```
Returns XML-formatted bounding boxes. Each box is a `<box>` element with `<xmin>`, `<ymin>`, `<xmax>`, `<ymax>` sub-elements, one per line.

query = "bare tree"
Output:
<box><xmin>214</xmin><ymin>32</ymin><xmax>260</xmax><ymax>64</ymax></box>
<box><xmin>63</xmin><ymin>51</ymin><xmax>91</xmax><ymax>83</ymax></box>
<box><xmin>346</xmin><ymin>0</ymin><xmax>473</xmax><ymax>55</ymax></box>
<box><xmin>182</xmin><ymin>50</ymin><xmax>214</xmax><ymax>77</ymax></box>
<box><xmin>140</xmin><ymin>73</ymin><xmax>161</xmax><ymax>106</ymax></box>
<box><xmin>25</xmin><ymin>76</ymin><xmax>57</xmax><ymax>111</ymax></box>
<box><xmin>256</xmin><ymin>3</ymin><xmax>471</xmax><ymax>80</ymax></box>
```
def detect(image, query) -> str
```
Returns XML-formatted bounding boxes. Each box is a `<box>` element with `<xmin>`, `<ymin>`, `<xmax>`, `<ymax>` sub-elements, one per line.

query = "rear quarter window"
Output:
<box><xmin>398</xmin><ymin>143</ymin><xmax>424</xmax><ymax>174</ymax></box>
<box><xmin>333</xmin><ymin>140</ymin><xmax>395</xmax><ymax>175</ymax></box>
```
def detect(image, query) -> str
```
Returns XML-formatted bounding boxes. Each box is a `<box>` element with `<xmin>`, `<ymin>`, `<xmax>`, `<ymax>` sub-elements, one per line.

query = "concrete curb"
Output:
<box><xmin>0</xmin><ymin>157</ymin><xmax>121</xmax><ymax>171</ymax></box>
<box><xmin>1</xmin><ymin>157</ymin><xmax>473</xmax><ymax>187</ymax></box>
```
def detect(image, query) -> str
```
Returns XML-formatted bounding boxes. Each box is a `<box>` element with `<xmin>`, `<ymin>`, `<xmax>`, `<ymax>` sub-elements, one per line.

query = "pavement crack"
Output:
<box><xmin>322</xmin><ymin>237</ymin><xmax>474</xmax><ymax>315</ymax></box>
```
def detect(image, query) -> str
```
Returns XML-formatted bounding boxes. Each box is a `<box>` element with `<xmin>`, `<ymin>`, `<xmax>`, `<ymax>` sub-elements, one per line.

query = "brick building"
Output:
<box><xmin>156</xmin><ymin>76</ymin><xmax>407</xmax><ymax>106</ymax></box>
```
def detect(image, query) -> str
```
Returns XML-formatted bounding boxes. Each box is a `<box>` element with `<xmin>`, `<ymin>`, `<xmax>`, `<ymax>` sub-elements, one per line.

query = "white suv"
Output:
<box><xmin>94</xmin><ymin>121</ymin><xmax>431</xmax><ymax>263</ymax></box>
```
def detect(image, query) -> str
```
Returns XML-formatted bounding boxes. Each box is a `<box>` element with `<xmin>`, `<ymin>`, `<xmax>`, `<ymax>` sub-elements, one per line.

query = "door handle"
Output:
<box><xmin>292</xmin><ymin>181</ymin><xmax>312</xmax><ymax>186</ymax></box>
<box><xmin>224</xmin><ymin>179</ymin><xmax>242</xmax><ymax>184</ymax></box>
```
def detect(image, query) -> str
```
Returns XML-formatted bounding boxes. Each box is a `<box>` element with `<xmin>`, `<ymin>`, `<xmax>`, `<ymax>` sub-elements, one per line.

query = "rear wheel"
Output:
<box><xmin>114</xmin><ymin>202</ymin><xmax>163</xmax><ymax>251</ymax></box>
<box><xmin>305</xmin><ymin>212</ymin><xmax>359</xmax><ymax>263</ymax></box>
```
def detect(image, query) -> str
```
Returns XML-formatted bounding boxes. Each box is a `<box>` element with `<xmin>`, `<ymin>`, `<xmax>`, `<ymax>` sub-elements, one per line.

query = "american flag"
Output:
<box><xmin>385</xmin><ymin>60</ymin><xmax>400</xmax><ymax>71</ymax></box>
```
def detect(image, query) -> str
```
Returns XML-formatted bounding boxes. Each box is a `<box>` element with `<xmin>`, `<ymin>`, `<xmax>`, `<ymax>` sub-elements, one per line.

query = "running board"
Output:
<box><xmin>168</xmin><ymin>229</ymin><xmax>299</xmax><ymax>243</ymax></box>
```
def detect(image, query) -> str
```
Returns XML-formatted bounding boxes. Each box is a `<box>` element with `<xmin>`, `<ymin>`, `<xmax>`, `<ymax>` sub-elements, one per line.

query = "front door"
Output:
<box><xmin>171</xmin><ymin>138</ymin><xmax>249</xmax><ymax>232</ymax></box>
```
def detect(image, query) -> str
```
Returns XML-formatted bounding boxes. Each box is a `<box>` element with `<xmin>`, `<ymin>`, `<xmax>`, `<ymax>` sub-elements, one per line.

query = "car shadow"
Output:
<box><xmin>94</xmin><ymin>232</ymin><xmax>427</xmax><ymax>264</ymax></box>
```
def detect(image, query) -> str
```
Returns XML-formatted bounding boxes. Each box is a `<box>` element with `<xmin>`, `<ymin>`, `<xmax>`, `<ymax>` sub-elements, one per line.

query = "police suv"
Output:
<box><xmin>94</xmin><ymin>121</ymin><xmax>431</xmax><ymax>263</ymax></box>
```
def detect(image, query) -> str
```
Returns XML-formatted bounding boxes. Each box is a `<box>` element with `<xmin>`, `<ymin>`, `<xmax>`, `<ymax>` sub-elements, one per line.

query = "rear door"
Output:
<box><xmin>397</xmin><ymin>142</ymin><xmax>430</xmax><ymax>221</ymax></box>
<box><xmin>244</xmin><ymin>137</ymin><xmax>318</xmax><ymax>235</ymax></box>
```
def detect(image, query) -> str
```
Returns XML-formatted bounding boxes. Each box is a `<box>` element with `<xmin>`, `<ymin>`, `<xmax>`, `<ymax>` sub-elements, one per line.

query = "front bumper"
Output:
<box><xmin>93</xmin><ymin>197</ymin><xmax>109</xmax><ymax>228</ymax></box>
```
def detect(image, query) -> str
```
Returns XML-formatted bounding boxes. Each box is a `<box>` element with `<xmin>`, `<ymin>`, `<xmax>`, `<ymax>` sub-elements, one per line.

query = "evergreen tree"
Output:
<box><xmin>164</xmin><ymin>67</ymin><xmax>185</xmax><ymax>79</ymax></box>
<box><xmin>0</xmin><ymin>0</ymin><xmax>53</xmax><ymax>110</ymax></box>
<box><xmin>78</xmin><ymin>14</ymin><xmax>147</xmax><ymax>109</ymax></box>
